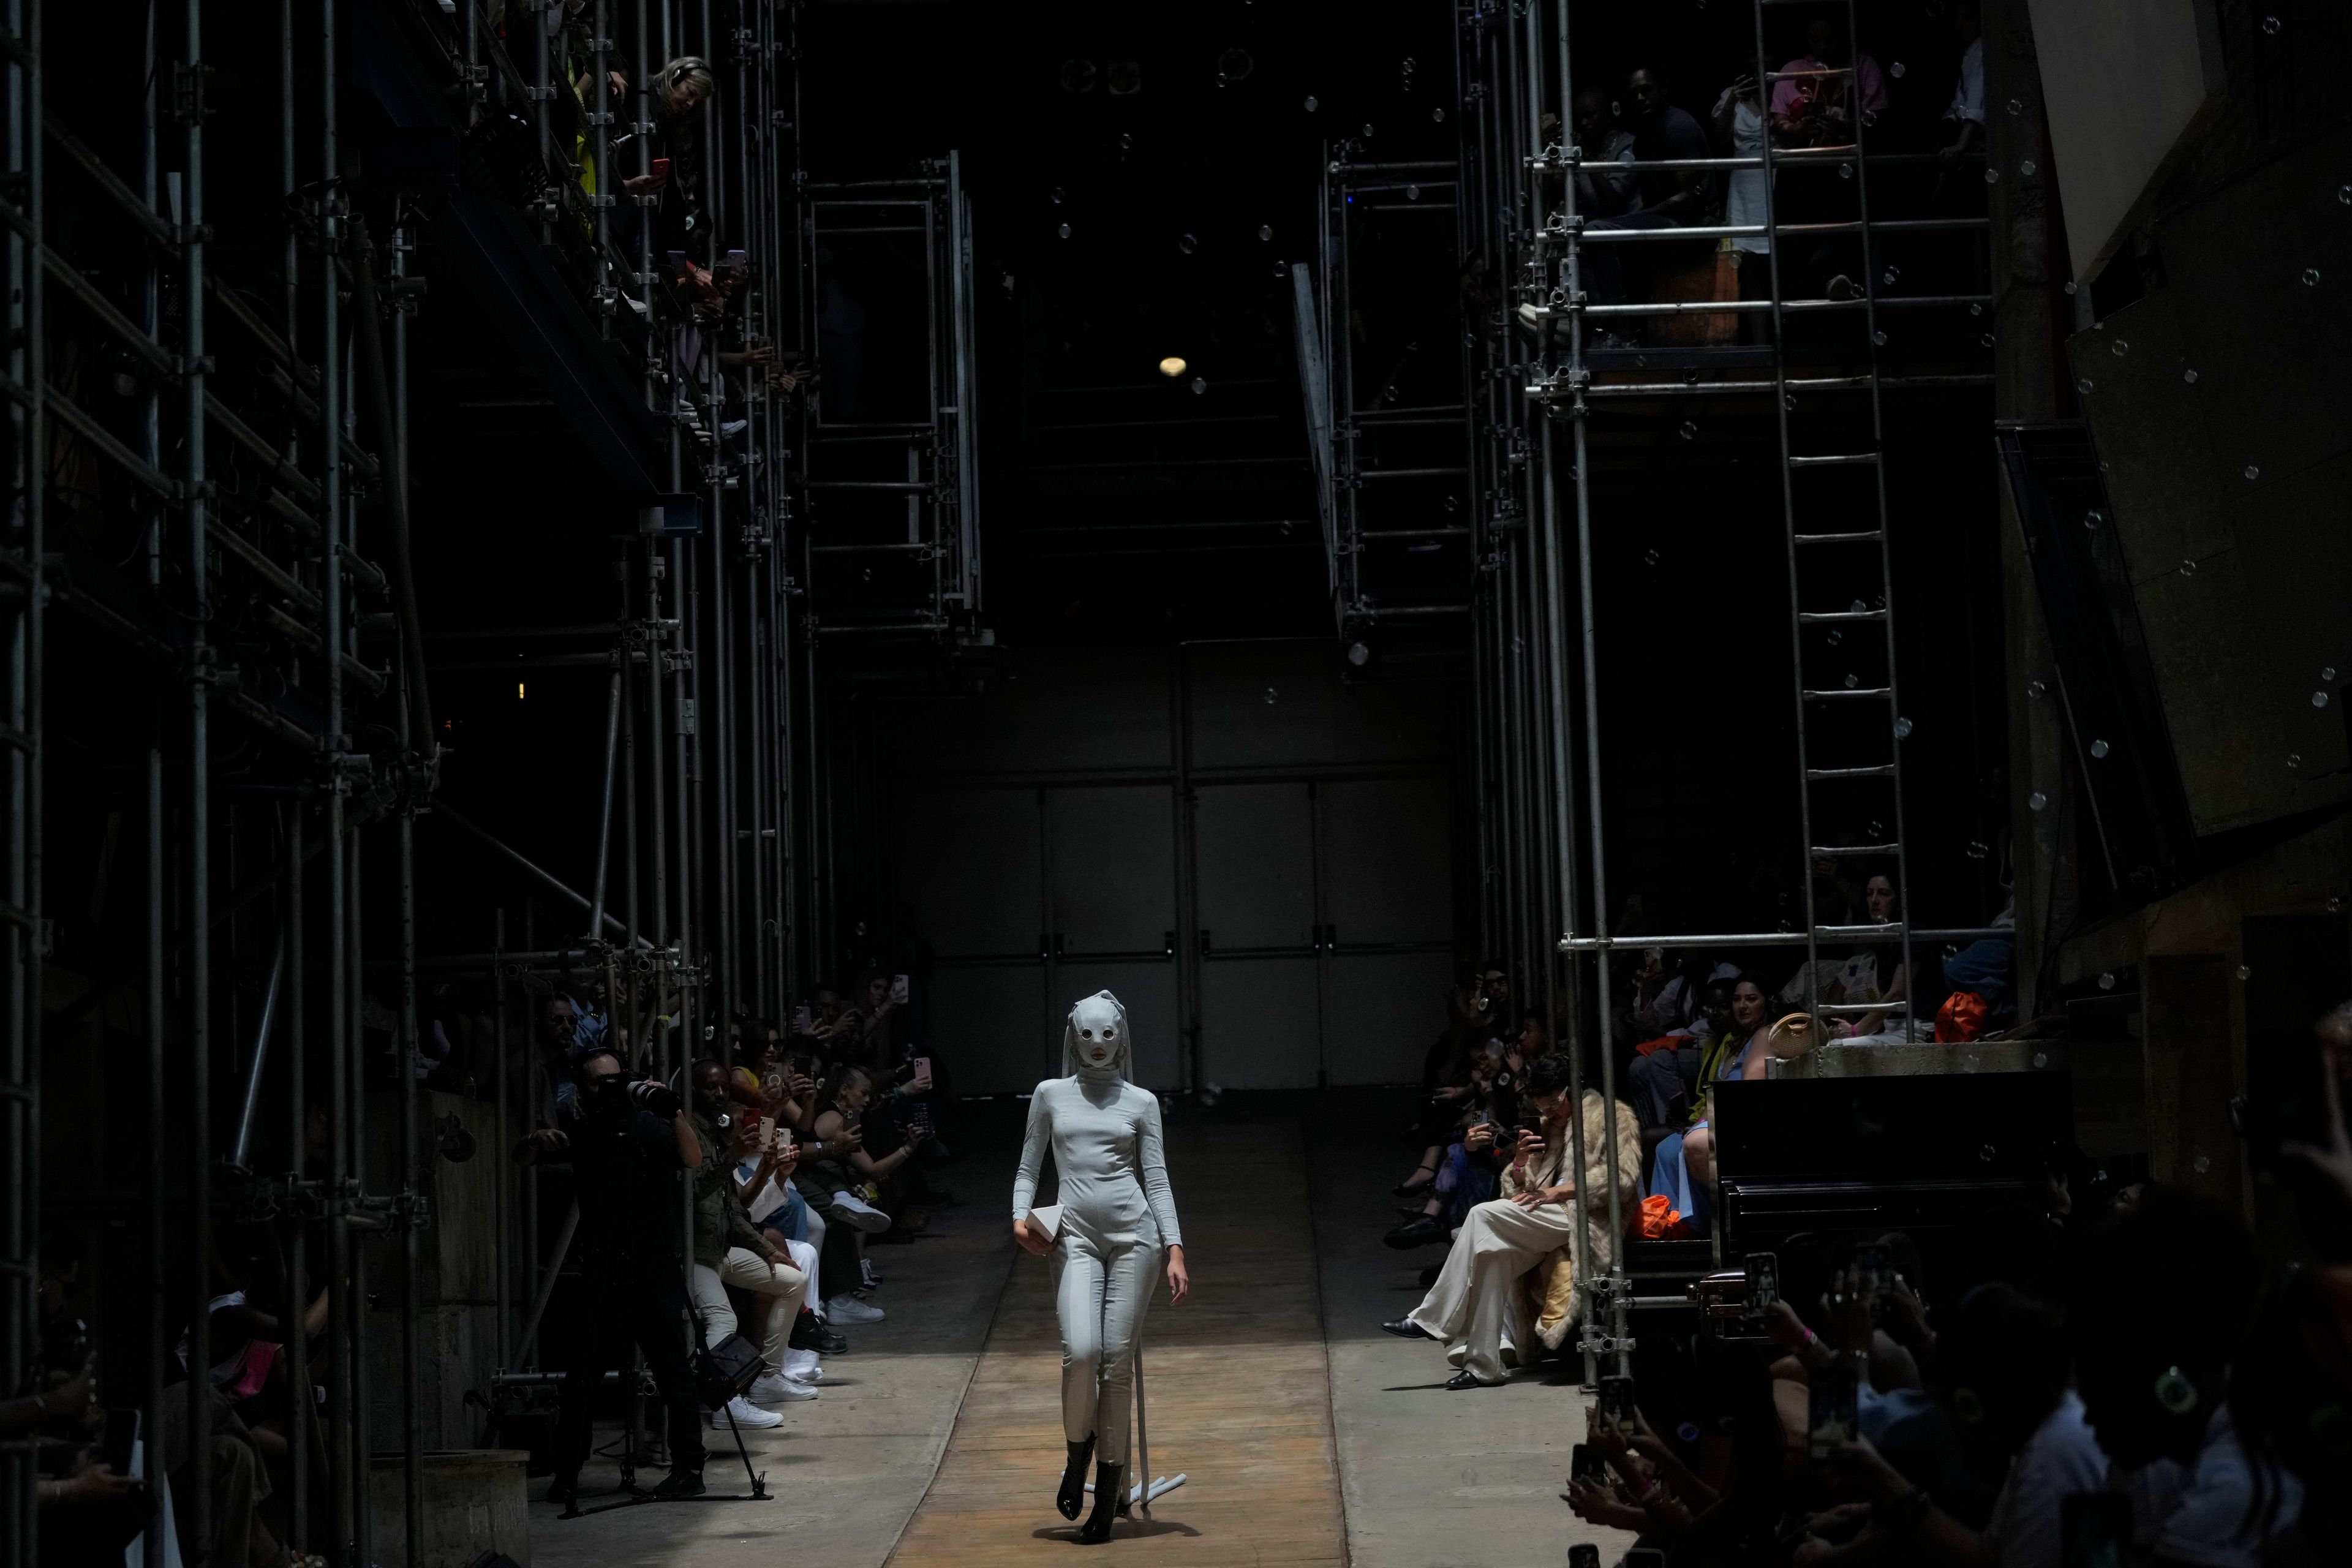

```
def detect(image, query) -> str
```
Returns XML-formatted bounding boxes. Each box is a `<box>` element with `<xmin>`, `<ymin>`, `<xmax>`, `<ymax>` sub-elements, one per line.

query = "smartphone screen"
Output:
<box><xmin>2060</xmin><ymin>1492</ymin><xmax>2133</xmax><ymax>1568</ymax></box>
<box><xmin>891</xmin><ymin>973</ymin><xmax>910</xmax><ymax>1005</ymax></box>
<box><xmin>1569</xmin><ymin>1442</ymin><xmax>1602</xmax><ymax>1482</ymax></box>
<box><xmin>1746</xmin><ymin>1251</ymin><xmax>1779</xmax><ymax>1311</ymax></box>
<box><xmin>1568</xmin><ymin>1547</ymin><xmax>1601</xmax><ymax>1568</ymax></box>
<box><xmin>1807</xmin><ymin>1360</ymin><xmax>1860</xmax><ymax>1460</ymax></box>
<box><xmin>1853</xmin><ymin>1242</ymin><xmax>1893</xmax><ymax>1300</ymax></box>
<box><xmin>1599</xmin><ymin>1374</ymin><xmax>1635</xmax><ymax>1425</ymax></box>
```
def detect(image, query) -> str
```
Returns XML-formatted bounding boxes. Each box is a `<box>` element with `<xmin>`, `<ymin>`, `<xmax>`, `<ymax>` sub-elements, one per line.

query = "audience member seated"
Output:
<box><xmin>684</xmin><ymin>1060</ymin><xmax>817</xmax><ymax>1431</ymax></box>
<box><xmin>1627</xmin><ymin>970</ymin><xmax>1741</xmax><ymax>1130</ymax></box>
<box><xmin>1711</xmin><ymin>69</ymin><xmax>1773</xmax><ymax>339</ymax></box>
<box><xmin>1940</xmin><ymin>0</ymin><xmax>1986</xmax><ymax>161</ymax></box>
<box><xmin>1379</xmin><ymin>1054</ymin><xmax>1643</xmax><ymax>1388</ymax></box>
<box><xmin>1385</xmin><ymin>1040</ymin><xmax>1519</xmax><ymax>1250</ymax></box>
<box><xmin>1396</xmin><ymin>966</ymin><xmax>1512</xmax><ymax>1197</ymax></box>
<box><xmin>1645</xmin><ymin>979</ymin><xmax>1787</xmax><ymax>1225</ymax></box>
<box><xmin>800</xmin><ymin>1063</ymin><xmax>921</xmax><ymax>1317</ymax></box>
<box><xmin>1770</xmin><ymin>13</ymin><xmax>1888</xmax><ymax>146</ymax></box>
<box><xmin>1826</xmin><ymin>872</ymin><xmax>1918</xmax><ymax>1041</ymax></box>
<box><xmin>1570</xmin><ymin>88</ymin><xmax>1636</xmax><ymax>222</ymax></box>
<box><xmin>2069</xmin><ymin>1186</ymin><xmax>2297</xmax><ymax>1568</ymax></box>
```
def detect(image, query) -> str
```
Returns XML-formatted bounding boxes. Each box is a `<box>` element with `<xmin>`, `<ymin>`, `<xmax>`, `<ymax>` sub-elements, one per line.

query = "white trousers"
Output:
<box><xmin>690</xmin><ymin>1245</ymin><xmax>810</xmax><ymax>1373</ymax></box>
<box><xmin>1052</xmin><ymin>1231</ymin><xmax>1156</xmax><ymax>1465</ymax></box>
<box><xmin>1406</xmin><ymin>1197</ymin><xmax>1581</xmax><ymax>1384</ymax></box>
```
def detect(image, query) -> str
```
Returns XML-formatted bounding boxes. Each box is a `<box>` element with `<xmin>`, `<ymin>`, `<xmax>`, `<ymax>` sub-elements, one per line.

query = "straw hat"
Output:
<box><xmin>1765</xmin><ymin>1012</ymin><xmax>1819</xmax><ymax>1060</ymax></box>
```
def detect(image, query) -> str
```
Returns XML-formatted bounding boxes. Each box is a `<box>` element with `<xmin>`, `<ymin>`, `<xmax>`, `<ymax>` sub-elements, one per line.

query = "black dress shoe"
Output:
<box><xmin>1445</xmin><ymin>1370</ymin><xmax>1502</xmax><ymax>1390</ymax></box>
<box><xmin>650</xmin><ymin>1466</ymin><xmax>706</xmax><ymax>1499</ymax></box>
<box><xmin>1379</xmin><ymin>1317</ymin><xmax>1436</xmax><ymax>1340</ymax></box>
<box><xmin>1057</xmin><ymin>1436</ymin><xmax>1095</xmax><ymax>1521</ymax></box>
<box><xmin>1079</xmin><ymin>1460</ymin><xmax>1124</xmax><ymax>1543</ymax></box>
<box><xmin>1384</xmin><ymin>1215</ymin><xmax>1447</xmax><ymax>1250</ymax></box>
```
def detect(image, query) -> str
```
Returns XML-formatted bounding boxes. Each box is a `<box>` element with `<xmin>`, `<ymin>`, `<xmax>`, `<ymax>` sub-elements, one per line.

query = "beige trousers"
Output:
<box><xmin>690</xmin><ymin>1245</ymin><xmax>810</xmax><ymax>1372</ymax></box>
<box><xmin>1406</xmin><ymin>1196</ymin><xmax>1583</xmax><ymax>1384</ymax></box>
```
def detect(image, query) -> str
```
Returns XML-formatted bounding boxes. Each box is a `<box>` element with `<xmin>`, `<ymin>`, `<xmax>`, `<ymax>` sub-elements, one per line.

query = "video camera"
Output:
<box><xmin>1689</xmin><ymin>1251</ymin><xmax>1779</xmax><ymax>1341</ymax></box>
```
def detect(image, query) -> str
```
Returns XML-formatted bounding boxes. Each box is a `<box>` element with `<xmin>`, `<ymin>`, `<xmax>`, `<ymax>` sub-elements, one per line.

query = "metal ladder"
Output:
<box><xmin>1755</xmin><ymin>0</ymin><xmax>1916</xmax><ymax>1037</ymax></box>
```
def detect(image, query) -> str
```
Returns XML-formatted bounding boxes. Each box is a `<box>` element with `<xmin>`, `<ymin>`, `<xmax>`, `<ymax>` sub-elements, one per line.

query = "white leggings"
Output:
<box><xmin>1052</xmin><ymin>1234</ymin><xmax>1156</xmax><ymax>1465</ymax></box>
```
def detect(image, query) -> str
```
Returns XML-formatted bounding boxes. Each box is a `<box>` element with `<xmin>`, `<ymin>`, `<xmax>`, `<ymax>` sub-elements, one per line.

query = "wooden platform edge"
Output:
<box><xmin>1300</xmin><ymin>1120</ymin><xmax>1354</xmax><ymax>1568</ymax></box>
<box><xmin>879</xmin><ymin>1233</ymin><xmax>1026</xmax><ymax>1568</ymax></box>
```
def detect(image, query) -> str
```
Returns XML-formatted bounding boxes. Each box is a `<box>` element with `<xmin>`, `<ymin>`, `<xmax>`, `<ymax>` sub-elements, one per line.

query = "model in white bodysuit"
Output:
<box><xmin>1012</xmin><ymin>991</ymin><xmax>1190</xmax><ymax>1543</ymax></box>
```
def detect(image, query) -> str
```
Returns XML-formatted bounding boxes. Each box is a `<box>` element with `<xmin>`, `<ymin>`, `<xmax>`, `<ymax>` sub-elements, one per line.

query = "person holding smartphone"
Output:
<box><xmin>1381</xmin><ymin>1054</ymin><xmax>1643</xmax><ymax>1387</ymax></box>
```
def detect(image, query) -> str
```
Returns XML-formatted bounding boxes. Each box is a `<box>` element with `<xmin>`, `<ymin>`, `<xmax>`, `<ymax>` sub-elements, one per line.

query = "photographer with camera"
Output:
<box><xmin>514</xmin><ymin>1045</ymin><xmax>709</xmax><ymax>1504</ymax></box>
<box><xmin>1380</xmin><ymin>1054</ymin><xmax>1643</xmax><ymax>1388</ymax></box>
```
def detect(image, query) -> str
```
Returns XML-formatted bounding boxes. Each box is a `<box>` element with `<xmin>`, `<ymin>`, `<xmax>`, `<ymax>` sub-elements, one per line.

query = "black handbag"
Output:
<box><xmin>693</xmin><ymin>1330</ymin><xmax>764</xmax><ymax>1411</ymax></box>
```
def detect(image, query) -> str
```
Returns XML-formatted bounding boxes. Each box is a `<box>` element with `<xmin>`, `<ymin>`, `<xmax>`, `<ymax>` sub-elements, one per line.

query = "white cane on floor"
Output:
<box><xmin>1087</xmin><ymin>1321</ymin><xmax>1188</xmax><ymax>1517</ymax></box>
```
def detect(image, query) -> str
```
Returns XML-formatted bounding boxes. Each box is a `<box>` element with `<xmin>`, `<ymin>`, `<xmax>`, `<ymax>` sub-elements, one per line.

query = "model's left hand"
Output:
<box><xmin>1165</xmin><ymin>1245</ymin><xmax>1189</xmax><ymax>1305</ymax></box>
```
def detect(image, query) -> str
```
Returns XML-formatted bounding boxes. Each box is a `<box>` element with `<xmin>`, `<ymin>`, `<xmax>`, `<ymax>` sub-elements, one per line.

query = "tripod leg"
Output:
<box><xmin>1134</xmin><ymin>1332</ymin><xmax>1151</xmax><ymax>1520</ymax></box>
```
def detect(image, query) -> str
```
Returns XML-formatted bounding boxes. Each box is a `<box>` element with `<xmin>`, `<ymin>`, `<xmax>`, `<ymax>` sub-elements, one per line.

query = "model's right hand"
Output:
<box><xmin>1012</xmin><ymin>1216</ymin><xmax>1051</xmax><ymax>1256</ymax></box>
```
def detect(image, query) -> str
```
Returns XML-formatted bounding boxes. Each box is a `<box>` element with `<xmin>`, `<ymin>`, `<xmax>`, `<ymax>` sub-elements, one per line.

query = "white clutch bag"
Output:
<box><xmin>1025</xmin><ymin>1204</ymin><xmax>1063</xmax><ymax>1242</ymax></box>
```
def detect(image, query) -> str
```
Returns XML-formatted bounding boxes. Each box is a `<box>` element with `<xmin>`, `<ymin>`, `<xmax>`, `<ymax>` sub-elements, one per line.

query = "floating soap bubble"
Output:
<box><xmin>2028</xmin><ymin>791</ymin><xmax>2048</xmax><ymax>811</ymax></box>
<box><xmin>1894</xmin><ymin>717</ymin><xmax>1913</xmax><ymax>739</ymax></box>
<box><xmin>2183</xmin><ymin>368</ymin><xmax>2199</xmax><ymax>383</ymax></box>
<box><xmin>2244</xmin><ymin>464</ymin><xmax>2260</xmax><ymax>480</ymax></box>
<box><xmin>1303</xmin><ymin>95</ymin><xmax>1319</xmax><ymax>112</ymax></box>
<box><xmin>1258</xmin><ymin>224</ymin><xmax>1272</xmax><ymax>241</ymax></box>
<box><xmin>2089</xmin><ymin>739</ymin><xmax>2110</xmax><ymax>759</ymax></box>
<box><xmin>2111</xmin><ymin>338</ymin><xmax>2130</xmax><ymax>355</ymax></box>
<box><xmin>1179</xmin><ymin>233</ymin><xmax>1197</xmax><ymax>254</ymax></box>
<box><xmin>1191</xmin><ymin>377</ymin><xmax>1208</xmax><ymax>394</ymax></box>
<box><xmin>1058</xmin><ymin>222</ymin><xmax>1071</xmax><ymax>239</ymax></box>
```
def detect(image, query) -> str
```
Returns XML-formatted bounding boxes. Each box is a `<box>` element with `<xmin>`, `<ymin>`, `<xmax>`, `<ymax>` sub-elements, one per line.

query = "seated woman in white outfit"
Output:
<box><xmin>1012</xmin><ymin>991</ymin><xmax>1191</xmax><ymax>1544</ymax></box>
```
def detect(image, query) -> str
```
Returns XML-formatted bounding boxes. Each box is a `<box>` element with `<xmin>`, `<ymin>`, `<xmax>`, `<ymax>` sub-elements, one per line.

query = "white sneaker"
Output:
<box><xmin>722</xmin><ymin>1395</ymin><xmax>784</xmax><ymax>1428</ymax></box>
<box><xmin>782</xmin><ymin>1349</ymin><xmax>822</xmax><ymax>1384</ymax></box>
<box><xmin>748</xmin><ymin>1371</ymin><xmax>818</xmax><ymax>1404</ymax></box>
<box><xmin>830</xmin><ymin>1192</ymin><xmax>894</xmax><ymax>1234</ymax></box>
<box><xmin>826</xmin><ymin>1293</ymin><xmax>886</xmax><ymax>1324</ymax></box>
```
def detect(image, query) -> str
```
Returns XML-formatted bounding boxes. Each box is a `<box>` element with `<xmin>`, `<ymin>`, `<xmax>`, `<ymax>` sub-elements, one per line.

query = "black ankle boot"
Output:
<box><xmin>1079</xmin><ymin>1461</ymin><xmax>1123</xmax><ymax>1543</ymax></box>
<box><xmin>1056</xmin><ymin>1436</ymin><xmax>1095</xmax><ymax>1521</ymax></box>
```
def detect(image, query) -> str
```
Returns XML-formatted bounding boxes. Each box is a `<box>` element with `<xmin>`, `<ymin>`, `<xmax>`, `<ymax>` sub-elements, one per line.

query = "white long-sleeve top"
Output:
<box><xmin>1011</xmin><ymin>1077</ymin><xmax>1183</xmax><ymax>1251</ymax></box>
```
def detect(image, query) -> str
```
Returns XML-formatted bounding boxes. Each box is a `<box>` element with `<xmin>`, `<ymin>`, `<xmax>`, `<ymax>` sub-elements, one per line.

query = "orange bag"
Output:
<box><xmin>1936</xmin><ymin>991</ymin><xmax>1989</xmax><ymax>1043</ymax></box>
<box><xmin>1634</xmin><ymin>1035</ymin><xmax>1683</xmax><ymax>1057</ymax></box>
<box><xmin>1635</xmin><ymin>1193</ymin><xmax>1694</xmax><ymax>1239</ymax></box>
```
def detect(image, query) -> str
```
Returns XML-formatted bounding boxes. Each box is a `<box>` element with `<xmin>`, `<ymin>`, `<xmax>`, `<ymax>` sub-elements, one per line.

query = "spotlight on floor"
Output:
<box><xmin>1159</xmin><ymin>355</ymin><xmax>1188</xmax><ymax>378</ymax></box>
<box><xmin>1346</xmin><ymin>640</ymin><xmax>1373</xmax><ymax>668</ymax></box>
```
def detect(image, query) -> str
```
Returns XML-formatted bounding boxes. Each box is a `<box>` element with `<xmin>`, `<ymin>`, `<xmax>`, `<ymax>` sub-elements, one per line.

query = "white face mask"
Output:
<box><xmin>1063</xmin><ymin>992</ymin><xmax>1131</xmax><ymax>1082</ymax></box>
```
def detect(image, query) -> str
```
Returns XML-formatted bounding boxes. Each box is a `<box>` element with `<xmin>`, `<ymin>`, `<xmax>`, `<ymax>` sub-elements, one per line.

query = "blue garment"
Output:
<box><xmin>733</xmin><ymin>1157</ymin><xmax>810</xmax><ymax>1242</ymax></box>
<box><xmin>1942</xmin><ymin>937</ymin><xmax>2016</xmax><ymax>1017</ymax></box>
<box><xmin>1647</xmin><ymin>1131</ymin><xmax>1712</xmax><ymax>1231</ymax></box>
<box><xmin>1433</xmin><ymin>1140</ymin><xmax>1500</xmax><ymax>1227</ymax></box>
